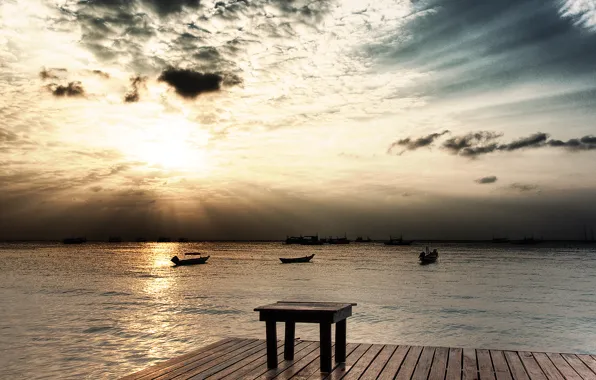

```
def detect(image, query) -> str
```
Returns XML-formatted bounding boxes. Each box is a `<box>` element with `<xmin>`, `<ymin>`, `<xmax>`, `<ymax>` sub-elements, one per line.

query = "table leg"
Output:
<box><xmin>266</xmin><ymin>320</ymin><xmax>278</xmax><ymax>368</ymax></box>
<box><xmin>335</xmin><ymin>319</ymin><xmax>346</xmax><ymax>363</ymax></box>
<box><xmin>320</xmin><ymin>322</ymin><xmax>332</xmax><ymax>373</ymax></box>
<box><xmin>284</xmin><ymin>321</ymin><xmax>295</xmax><ymax>360</ymax></box>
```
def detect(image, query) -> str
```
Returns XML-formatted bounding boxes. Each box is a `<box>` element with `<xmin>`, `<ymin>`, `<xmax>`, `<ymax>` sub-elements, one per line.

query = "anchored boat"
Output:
<box><xmin>279</xmin><ymin>254</ymin><xmax>315</xmax><ymax>264</ymax></box>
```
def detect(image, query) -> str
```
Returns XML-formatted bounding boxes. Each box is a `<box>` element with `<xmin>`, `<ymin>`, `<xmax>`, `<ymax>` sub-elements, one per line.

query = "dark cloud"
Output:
<box><xmin>158</xmin><ymin>68</ymin><xmax>223</xmax><ymax>99</ymax></box>
<box><xmin>547</xmin><ymin>135</ymin><xmax>596</xmax><ymax>151</ymax></box>
<box><xmin>91</xmin><ymin>69</ymin><xmax>110</xmax><ymax>79</ymax></box>
<box><xmin>80</xmin><ymin>0</ymin><xmax>201</xmax><ymax>17</ymax></box>
<box><xmin>475</xmin><ymin>176</ymin><xmax>497</xmax><ymax>184</ymax></box>
<box><xmin>442</xmin><ymin>131</ymin><xmax>502</xmax><ymax>157</ymax></box>
<box><xmin>124</xmin><ymin>75</ymin><xmax>148</xmax><ymax>103</ymax></box>
<box><xmin>387</xmin><ymin>130</ymin><xmax>449</xmax><ymax>155</ymax></box>
<box><xmin>509</xmin><ymin>183</ymin><xmax>539</xmax><ymax>193</ymax></box>
<box><xmin>499</xmin><ymin>132</ymin><xmax>549</xmax><ymax>151</ymax></box>
<box><xmin>47</xmin><ymin>82</ymin><xmax>85</xmax><ymax>97</ymax></box>
<box><xmin>39</xmin><ymin>68</ymin><xmax>67</xmax><ymax>80</ymax></box>
<box><xmin>392</xmin><ymin>130</ymin><xmax>596</xmax><ymax>158</ymax></box>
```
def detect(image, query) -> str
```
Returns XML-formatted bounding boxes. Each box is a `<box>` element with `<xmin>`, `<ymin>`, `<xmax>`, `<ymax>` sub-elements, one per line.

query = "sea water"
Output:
<box><xmin>1</xmin><ymin>242</ymin><xmax>596</xmax><ymax>379</ymax></box>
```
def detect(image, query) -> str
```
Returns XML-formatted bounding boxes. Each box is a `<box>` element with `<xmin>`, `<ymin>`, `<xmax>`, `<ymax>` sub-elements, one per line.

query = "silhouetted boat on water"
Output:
<box><xmin>285</xmin><ymin>235</ymin><xmax>324</xmax><ymax>245</ymax></box>
<box><xmin>511</xmin><ymin>236</ymin><xmax>542</xmax><ymax>245</ymax></box>
<box><xmin>279</xmin><ymin>254</ymin><xmax>315</xmax><ymax>264</ymax></box>
<box><xmin>328</xmin><ymin>234</ymin><xmax>350</xmax><ymax>244</ymax></box>
<box><xmin>355</xmin><ymin>236</ymin><xmax>372</xmax><ymax>243</ymax></box>
<box><xmin>419</xmin><ymin>247</ymin><xmax>438</xmax><ymax>264</ymax></box>
<box><xmin>384</xmin><ymin>235</ymin><xmax>413</xmax><ymax>245</ymax></box>
<box><xmin>171</xmin><ymin>255</ymin><xmax>210</xmax><ymax>266</ymax></box>
<box><xmin>62</xmin><ymin>237</ymin><xmax>86</xmax><ymax>244</ymax></box>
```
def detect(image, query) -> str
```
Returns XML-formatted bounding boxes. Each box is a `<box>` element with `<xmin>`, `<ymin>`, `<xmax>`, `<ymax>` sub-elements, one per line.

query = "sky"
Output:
<box><xmin>1</xmin><ymin>0</ymin><xmax>596</xmax><ymax>240</ymax></box>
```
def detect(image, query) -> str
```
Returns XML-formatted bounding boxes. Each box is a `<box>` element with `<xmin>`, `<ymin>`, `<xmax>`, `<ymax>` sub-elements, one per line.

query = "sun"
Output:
<box><xmin>125</xmin><ymin>116</ymin><xmax>211</xmax><ymax>172</ymax></box>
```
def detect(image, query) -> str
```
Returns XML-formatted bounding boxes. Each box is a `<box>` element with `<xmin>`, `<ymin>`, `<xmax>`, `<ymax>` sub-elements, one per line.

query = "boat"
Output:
<box><xmin>185</xmin><ymin>252</ymin><xmax>203</xmax><ymax>255</ymax></box>
<box><xmin>419</xmin><ymin>246</ymin><xmax>438</xmax><ymax>264</ymax></box>
<box><xmin>171</xmin><ymin>255</ymin><xmax>210</xmax><ymax>266</ymax></box>
<box><xmin>279</xmin><ymin>254</ymin><xmax>315</xmax><ymax>264</ymax></box>
<box><xmin>511</xmin><ymin>236</ymin><xmax>541</xmax><ymax>245</ymax></box>
<box><xmin>328</xmin><ymin>234</ymin><xmax>350</xmax><ymax>244</ymax></box>
<box><xmin>355</xmin><ymin>236</ymin><xmax>373</xmax><ymax>243</ymax></box>
<box><xmin>285</xmin><ymin>235</ymin><xmax>325</xmax><ymax>245</ymax></box>
<box><xmin>384</xmin><ymin>235</ymin><xmax>413</xmax><ymax>245</ymax></box>
<box><xmin>158</xmin><ymin>237</ymin><xmax>171</xmax><ymax>242</ymax></box>
<box><xmin>62</xmin><ymin>237</ymin><xmax>86</xmax><ymax>244</ymax></box>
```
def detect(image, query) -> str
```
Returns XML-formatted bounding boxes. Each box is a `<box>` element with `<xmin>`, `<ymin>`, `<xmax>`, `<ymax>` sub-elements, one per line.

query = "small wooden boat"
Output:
<box><xmin>185</xmin><ymin>252</ymin><xmax>203</xmax><ymax>255</ymax></box>
<box><xmin>419</xmin><ymin>247</ymin><xmax>438</xmax><ymax>265</ymax></box>
<box><xmin>279</xmin><ymin>254</ymin><xmax>315</xmax><ymax>264</ymax></box>
<box><xmin>171</xmin><ymin>255</ymin><xmax>210</xmax><ymax>266</ymax></box>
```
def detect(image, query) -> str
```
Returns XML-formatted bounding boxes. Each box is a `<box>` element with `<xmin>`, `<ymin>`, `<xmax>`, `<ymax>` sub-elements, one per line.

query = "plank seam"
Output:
<box><xmin>560</xmin><ymin>354</ymin><xmax>589</xmax><ymax>380</ymax></box>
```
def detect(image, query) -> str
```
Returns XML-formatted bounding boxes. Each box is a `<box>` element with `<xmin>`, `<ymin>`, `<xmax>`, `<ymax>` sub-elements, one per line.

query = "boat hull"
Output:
<box><xmin>279</xmin><ymin>254</ymin><xmax>315</xmax><ymax>264</ymax></box>
<box><xmin>171</xmin><ymin>255</ymin><xmax>210</xmax><ymax>266</ymax></box>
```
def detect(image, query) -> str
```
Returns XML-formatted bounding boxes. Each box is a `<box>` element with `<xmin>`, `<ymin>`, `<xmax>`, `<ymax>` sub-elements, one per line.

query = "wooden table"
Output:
<box><xmin>254</xmin><ymin>301</ymin><xmax>356</xmax><ymax>373</ymax></box>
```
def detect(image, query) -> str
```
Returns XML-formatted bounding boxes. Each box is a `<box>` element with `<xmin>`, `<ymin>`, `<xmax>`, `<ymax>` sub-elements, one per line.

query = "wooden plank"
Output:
<box><xmin>395</xmin><ymin>345</ymin><xmax>424</xmax><ymax>380</ymax></box>
<box><xmin>490</xmin><ymin>351</ymin><xmax>512</xmax><ymax>380</ymax></box>
<box><xmin>140</xmin><ymin>339</ymin><xmax>257</xmax><ymax>380</ymax></box>
<box><xmin>291</xmin><ymin>343</ymin><xmax>359</xmax><ymax>380</ymax></box>
<box><xmin>240</xmin><ymin>341</ymin><xmax>319</xmax><ymax>380</ymax></box>
<box><xmin>428</xmin><ymin>347</ymin><xmax>449</xmax><ymax>380</ymax></box>
<box><xmin>477</xmin><ymin>349</ymin><xmax>495</xmax><ymax>380</ymax></box>
<box><xmin>504</xmin><ymin>351</ymin><xmax>530</xmax><ymax>380</ymax></box>
<box><xmin>463</xmin><ymin>349</ymin><xmax>478</xmax><ymax>380</ymax></box>
<box><xmin>219</xmin><ymin>341</ymin><xmax>313</xmax><ymax>380</ymax></box>
<box><xmin>561</xmin><ymin>354</ymin><xmax>596</xmax><ymax>380</ymax></box>
<box><xmin>546</xmin><ymin>353</ymin><xmax>583</xmax><ymax>380</ymax></box>
<box><xmin>206</xmin><ymin>340</ymin><xmax>285</xmax><ymax>380</ymax></box>
<box><xmin>324</xmin><ymin>344</ymin><xmax>371</xmax><ymax>380</ymax></box>
<box><xmin>341</xmin><ymin>344</ymin><xmax>384</xmax><ymax>379</ymax></box>
<box><xmin>577</xmin><ymin>355</ymin><xmax>596</xmax><ymax>376</ymax></box>
<box><xmin>447</xmin><ymin>348</ymin><xmax>463</xmax><ymax>380</ymax></box>
<box><xmin>532</xmin><ymin>353</ymin><xmax>564</xmax><ymax>380</ymax></box>
<box><xmin>256</xmin><ymin>342</ymin><xmax>323</xmax><ymax>380</ymax></box>
<box><xmin>275</xmin><ymin>343</ymin><xmax>335</xmax><ymax>380</ymax></box>
<box><xmin>194</xmin><ymin>341</ymin><xmax>269</xmax><ymax>379</ymax></box>
<box><xmin>155</xmin><ymin>340</ymin><xmax>264</xmax><ymax>380</ymax></box>
<box><xmin>517</xmin><ymin>352</ymin><xmax>547</xmax><ymax>380</ymax></box>
<box><xmin>412</xmin><ymin>346</ymin><xmax>436</xmax><ymax>380</ymax></box>
<box><xmin>359</xmin><ymin>345</ymin><xmax>398</xmax><ymax>380</ymax></box>
<box><xmin>120</xmin><ymin>338</ymin><xmax>236</xmax><ymax>380</ymax></box>
<box><xmin>377</xmin><ymin>345</ymin><xmax>411</xmax><ymax>380</ymax></box>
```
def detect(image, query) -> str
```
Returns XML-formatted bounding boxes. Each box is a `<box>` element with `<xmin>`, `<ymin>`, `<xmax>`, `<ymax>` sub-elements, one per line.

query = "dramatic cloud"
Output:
<box><xmin>47</xmin><ymin>82</ymin><xmax>85</xmax><ymax>97</ymax></box>
<box><xmin>547</xmin><ymin>136</ymin><xmax>596</xmax><ymax>151</ymax></box>
<box><xmin>90</xmin><ymin>69</ymin><xmax>110</xmax><ymax>79</ymax></box>
<box><xmin>499</xmin><ymin>133</ymin><xmax>549</xmax><ymax>151</ymax></box>
<box><xmin>475</xmin><ymin>176</ymin><xmax>498</xmax><ymax>184</ymax></box>
<box><xmin>124</xmin><ymin>75</ymin><xmax>148</xmax><ymax>103</ymax></box>
<box><xmin>39</xmin><ymin>68</ymin><xmax>67</xmax><ymax>80</ymax></box>
<box><xmin>392</xmin><ymin>130</ymin><xmax>596</xmax><ymax>158</ymax></box>
<box><xmin>387</xmin><ymin>130</ymin><xmax>449</xmax><ymax>155</ymax></box>
<box><xmin>442</xmin><ymin>131</ymin><xmax>502</xmax><ymax>157</ymax></box>
<box><xmin>158</xmin><ymin>68</ymin><xmax>222</xmax><ymax>99</ymax></box>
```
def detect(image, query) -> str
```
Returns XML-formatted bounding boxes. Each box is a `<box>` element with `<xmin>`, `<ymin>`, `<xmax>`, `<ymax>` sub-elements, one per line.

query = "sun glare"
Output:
<box><xmin>124</xmin><ymin>116</ymin><xmax>211</xmax><ymax>173</ymax></box>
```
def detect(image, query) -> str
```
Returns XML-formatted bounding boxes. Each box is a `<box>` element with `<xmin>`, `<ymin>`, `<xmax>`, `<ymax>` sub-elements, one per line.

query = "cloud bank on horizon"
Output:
<box><xmin>0</xmin><ymin>0</ymin><xmax>596</xmax><ymax>240</ymax></box>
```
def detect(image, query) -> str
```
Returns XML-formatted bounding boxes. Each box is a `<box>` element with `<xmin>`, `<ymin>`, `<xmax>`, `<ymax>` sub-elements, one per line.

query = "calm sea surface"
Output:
<box><xmin>1</xmin><ymin>242</ymin><xmax>596</xmax><ymax>379</ymax></box>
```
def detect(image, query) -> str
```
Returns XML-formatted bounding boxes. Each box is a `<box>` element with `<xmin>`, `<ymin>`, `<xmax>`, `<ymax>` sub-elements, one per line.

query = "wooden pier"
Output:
<box><xmin>121</xmin><ymin>337</ymin><xmax>596</xmax><ymax>379</ymax></box>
